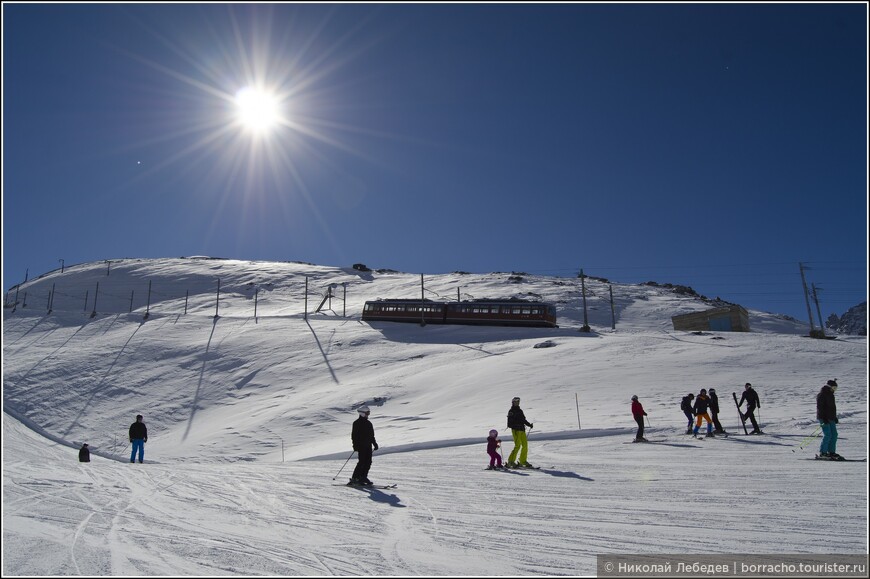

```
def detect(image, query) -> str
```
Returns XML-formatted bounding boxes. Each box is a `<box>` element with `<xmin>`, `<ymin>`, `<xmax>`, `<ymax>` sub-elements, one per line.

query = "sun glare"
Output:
<box><xmin>235</xmin><ymin>87</ymin><xmax>281</xmax><ymax>134</ymax></box>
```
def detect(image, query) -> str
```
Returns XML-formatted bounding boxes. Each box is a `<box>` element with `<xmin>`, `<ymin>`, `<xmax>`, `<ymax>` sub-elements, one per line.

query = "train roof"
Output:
<box><xmin>364</xmin><ymin>298</ymin><xmax>554</xmax><ymax>305</ymax></box>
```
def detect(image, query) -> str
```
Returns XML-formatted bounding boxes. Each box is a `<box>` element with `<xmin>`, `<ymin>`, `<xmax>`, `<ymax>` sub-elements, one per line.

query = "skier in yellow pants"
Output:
<box><xmin>506</xmin><ymin>397</ymin><xmax>534</xmax><ymax>468</ymax></box>
<box><xmin>692</xmin><ymin>388</ymin><xmax>714</xmax><ymax>437</ymax></box>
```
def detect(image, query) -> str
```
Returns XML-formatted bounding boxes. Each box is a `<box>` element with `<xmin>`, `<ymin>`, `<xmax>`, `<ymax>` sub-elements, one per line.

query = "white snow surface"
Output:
<box><xmin>2</xmin><ymin>258</ymin><xmax>867</xmax><ymax>576</ymax></box>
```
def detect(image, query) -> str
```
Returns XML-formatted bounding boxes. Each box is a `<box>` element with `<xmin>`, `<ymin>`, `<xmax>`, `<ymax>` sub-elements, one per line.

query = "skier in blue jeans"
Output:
<box><xmin>816</xmin><ymin>380</ymin><xmax>841</xmax><ymax>460</ymax></box>
<box><xmin>129</xmin><ymin>414</ymin><xmax>148</xmax><ymax>463</ymax></box>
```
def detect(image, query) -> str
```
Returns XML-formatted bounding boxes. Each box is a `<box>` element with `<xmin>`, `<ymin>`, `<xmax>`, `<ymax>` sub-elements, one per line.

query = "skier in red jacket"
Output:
<box><xmin>631</xmin><ymin>395</ymin><xmax>648</xmax><ymax>442</ymax></box>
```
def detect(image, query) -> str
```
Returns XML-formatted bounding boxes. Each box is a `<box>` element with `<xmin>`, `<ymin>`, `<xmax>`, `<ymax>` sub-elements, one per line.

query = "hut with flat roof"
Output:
<box><xmin>671</xmin><ymin>304</ymin><xmax>750</xmax><ymax>332</ymax></box>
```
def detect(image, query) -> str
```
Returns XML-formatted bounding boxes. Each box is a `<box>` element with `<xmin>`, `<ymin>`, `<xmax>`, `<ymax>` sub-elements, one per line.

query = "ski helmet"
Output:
<box><xmin>489</xmin><ymin>429</ymin><xmax>498</xmax><ymax>438</ymax></box>
<box><xmin>700</xmin><ymin>388</ymin><xmax>707</xmax><ymax>395</ymax></box>
<box><xmin>709</xmin><ymin>388</ymin><xmax>716</xmax><ymax>394</ymax></box>
<box><xmin>357</xmin><ymin>405</ymin><xmax>370</xmax><ymax>415</ymax></box>
<box><xmin>512</xmin><ymin>397</ymin><xmax>520</xmax><ymax>404</ymax></box>
<box><xmin>827</xmin><ymin>379</ymin><xmax>838</xmax><ymax>390</ymax></box>
<box><xmin>631</xmin><ymin>395</ymin><xmax>638</xmax><ymax>401</ymax></box>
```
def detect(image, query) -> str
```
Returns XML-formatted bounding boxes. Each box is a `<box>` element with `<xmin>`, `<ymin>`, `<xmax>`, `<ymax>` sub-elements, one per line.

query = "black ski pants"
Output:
<box><xmin>352</xmin><ymin>447</ymin><xmax>373</xmax><ymax>481</ymax></box>
<box><xmin>634</xmin><ymin>416</ymin><xmax>645</xmax><ymax>440</ymax></box>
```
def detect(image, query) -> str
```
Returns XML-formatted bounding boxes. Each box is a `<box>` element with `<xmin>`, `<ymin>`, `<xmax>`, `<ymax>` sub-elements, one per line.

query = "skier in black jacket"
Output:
<box><xmin>350</xmin><ymin>406</ymin><xmax>378</xmax><ymax>486</ymax></box>
<box><xmin>738</xmin><ymin>383</ymin><xmax>763</xmax><ymax>434</ymax></box>
<box><xmin>708</xmin><ymin>388</ymin><xmax>726</xmax><ymax>434</ymax></box>
<box><xmin>506</xmin><ymin>397</ymin><xmax>534</xmax><ymax>468</ymax></box>
<box><xmin>816</xmin><ymin>380</ymin><xmax>841</xmax><ymax>460</ymax></box>
<box><xmin>129</xmin><ymin>414</ymin><xmax>147</xmax><ymax>463</ymax></box>
<box><xmin>78</xmin><ymin>443</ymin><xmax>90</xmax><ymax>463</ymax></box>
<box><xmin>680</xmin><ymin>393</ymin><xmax>695</xmax><ymax>434</ymax></box>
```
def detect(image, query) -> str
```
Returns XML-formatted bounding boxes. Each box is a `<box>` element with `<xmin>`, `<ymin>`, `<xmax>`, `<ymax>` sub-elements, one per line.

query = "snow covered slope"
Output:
<box><xmin>3</xmin><ymin>258</ymin><xmax>867</xmax><ymax>575</ymax></box>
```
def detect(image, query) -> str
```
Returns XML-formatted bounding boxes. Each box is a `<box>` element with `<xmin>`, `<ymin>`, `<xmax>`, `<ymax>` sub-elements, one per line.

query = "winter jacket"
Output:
<box><xmin>487</xmin><ymin>436</ymin><xmax>501</xmax><ymax>453</ymax></box>
<box><xmin>507</xmin><ymin>406</ymin><xmax>532</xmax><ymax>431</ymax></box>
<box><xmin>709</xmin><ymin>392</ymin><xmax>720</xmax><ymax>414</ymax></box>
<box><xmin>631</xmin><ymin>400</ymin><xmax>647</xmax><ymax>419</ymax></box>
<box><xmin>351</xmin><ymin>416</ymin><xmax>377</xmax><ymax>451</ymax></box>
<box><xmin>693</xmin><ymin>394</ymin><xmax>712</xmax><ymax>415</ymax></box>
<box><xmin>129</xmin><ymin>421</ymin><xmax>148</xmax><ymax>442</ymax></box>
<box><xmin>816</xmin><ymin>385</ymin><xmax>838</xmax><ymax>424</ymax></box>
<box><xmin>78</xmin><ymin>446</ymin><xmax>90</xmax><ymax>462</ymax></box>
<box><xmin>739</xmin><ymin>388</ymin><xmax>760</xmax><ymax>410</ymax></box>
<box><xmin>681</xmin><ymin>395</ymin><xmax>695</xmax><ymax>414</ymax></box>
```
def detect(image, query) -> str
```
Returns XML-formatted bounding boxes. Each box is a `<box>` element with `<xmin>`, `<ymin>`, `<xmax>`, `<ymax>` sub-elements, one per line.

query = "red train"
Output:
<box><xmin>361</xmin><ymin>299</ymin><xmax>557</xmax><ymax>327</ymax></box>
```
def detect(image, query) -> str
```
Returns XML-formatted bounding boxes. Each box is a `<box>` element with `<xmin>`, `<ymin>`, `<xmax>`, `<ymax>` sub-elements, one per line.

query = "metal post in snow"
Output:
<box><xmin>304</xmin><ymin>277</ymin><xmax>308</xmax><ymax>320</ymax></box>
<box><xmin>144</xmin><ymin>280</ymin><xmax>152</xmax><ymax>319</ymax></box>
<box><xmin>83</xmin><ymin>290</ymin><xmax>89</xmax><ymax>312</ymax></box>
<box><xmin>254</xmin><ymin>286</ymin><xmax>259</xmax><ymax>319</ymax></box>
<box><xmin>575</xmin><ymin>393</ymin><xmax>581</xmax><ymax>430</ymax></box>
<box><xmin>184</xmin><ymin>290</ymin><xmax>189</xmax><ymax>315</ymax></box>
<box><xmin>343</xmin><ymin>283</ymin><xmax>347</xmax><ymax>318</ymax></box>
<box><xmin>214</xmin><ymin>278</ymin><xmax>221</xmax><ymax>319</ymax></box>
<box><xmin>130</xmin><ymin>290</ymin><xmax>134</xmax><ymax>313</ymax></box>
<box><xmin>91</xmin><ymin>282</ymin><xmax>99</xmax><ymax>318</ymax></box>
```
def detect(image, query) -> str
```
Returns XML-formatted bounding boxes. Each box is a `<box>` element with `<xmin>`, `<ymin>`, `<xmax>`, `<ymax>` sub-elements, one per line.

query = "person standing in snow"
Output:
<box><xmin>708</xmin><ymin>388</ymin><xmax>726</xmax><ymax>434</ymax></box>
<box><xmin>738</xmin><ymin>382</ymin><xmax>763</xmax><ymax>434</ymax></box>
<box><xmin>817</xmin><ymin>379</ymin><xmax>842</xmax><ymax>460</ymax></box>
<box><xmin>692</xmin><ymin>389</ymin><xmax>714</xmax><ymax>437</ymax></box>
<box><xmin>350</xmin><ymin>406</ymin><xmax>378</xmax><ymax>486</ymax></box>
<box><xmin>79</xmin><ymin>443</ymin><xmax>90</xmax><ymax>462</ymax></box>
<box><xmin>129</xmin><ymin>414</ymin><xmax>147</xmax><ymax>463</ymax></box>
<box><xmin>486</xmin><ymin>429</ymin><xmax>503</xmax><ymax>469</ymax></box>
<box><xmin>506</xmin><ymin>397</ymin><xmax>534</xmax><ymax>468</ymax></box>
<box><xmin>680</xmin><ymin>393</ymin><xmax>695</xmax><ymax>434</ymax></box>
<box><xmin>631</xmin><ymin>395</ymin><xmax>648</xmax><ymax>442</ymax></box>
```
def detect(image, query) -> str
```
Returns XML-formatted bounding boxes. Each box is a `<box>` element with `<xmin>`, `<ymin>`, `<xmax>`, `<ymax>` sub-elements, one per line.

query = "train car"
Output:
<box><xmin>362</xmin><ymin>299</ymin><xmax>557</xmax><ymax>328</ymax></box>
<box><xmin>444</xmin><ymin>300</ymin><xmax>557</xmax><ymax>327</ymax></box>
<box><xmin>361</xmin><ymin>299</ymin><xmax>447</xmax><ymax>324</ymax></box>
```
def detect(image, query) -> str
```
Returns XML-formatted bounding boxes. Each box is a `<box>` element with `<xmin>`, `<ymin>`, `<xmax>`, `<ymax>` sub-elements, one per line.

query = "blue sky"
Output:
<box><xmin>3</xmin><ymin>3</ymin><xmax>867</xmax><ymax>322</ymax></box>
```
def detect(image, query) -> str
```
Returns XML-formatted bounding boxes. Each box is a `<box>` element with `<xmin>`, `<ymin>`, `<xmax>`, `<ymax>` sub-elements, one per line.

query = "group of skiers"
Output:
<box><xmin>348</xmin><ymin>379</ymin><xmax>844</xmax><ymax>485</ymax></box>
<box><xmin>347</xmin><ymin>396</ymin><xmax>537</xmax><ymax>485</ymax></box>
<box><xmin>674</xmin><ymin>383</ymin><xmax>762</xmax><ymax>439</ymax></box>
<box><xmin>630</xmin><ymin>380</ymin><xmax>844</xmax><ymax>460</ymax></box>
<box><xmin>76</xmin><ymin>383</ymin><xmax>844</xmax><ymax>480</ymax></box>
<box><xmin>78</xmin><ymin>414</ymin><xmax>148</xmax><ymax>464</ymax></box>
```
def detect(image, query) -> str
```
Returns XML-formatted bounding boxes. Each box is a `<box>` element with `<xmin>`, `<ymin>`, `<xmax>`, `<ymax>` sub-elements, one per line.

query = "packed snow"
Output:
<box><xmin>3</xmin><ymin>258</ymin><xmax>867</xmax><ymax>576</ymax></box>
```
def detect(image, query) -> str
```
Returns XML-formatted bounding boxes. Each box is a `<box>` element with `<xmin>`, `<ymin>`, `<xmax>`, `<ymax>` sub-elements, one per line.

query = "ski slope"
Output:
<box><xmin>3</xmin><ymin>258</ymin><xmax>867</xmax><ymax>575</ymax></box>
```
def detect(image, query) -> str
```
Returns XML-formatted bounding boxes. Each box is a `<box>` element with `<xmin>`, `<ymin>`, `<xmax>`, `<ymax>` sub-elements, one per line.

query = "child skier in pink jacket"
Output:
<box><xmin>486</xmin><ymin>429</ymin><xmax>503</xmax><ymax>469</ymax></box>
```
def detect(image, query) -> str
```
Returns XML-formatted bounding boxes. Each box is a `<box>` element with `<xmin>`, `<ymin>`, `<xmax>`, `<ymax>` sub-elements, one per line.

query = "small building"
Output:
<box><xmin>671</xmin><ymin>305</ymin><xmax>750</xmax><ymax>332</ymax></box>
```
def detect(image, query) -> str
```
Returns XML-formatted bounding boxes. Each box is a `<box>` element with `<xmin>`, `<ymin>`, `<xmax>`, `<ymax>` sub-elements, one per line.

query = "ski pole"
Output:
<box><xmin>333</xmin><ymin>451</ymin><xmax>356</xmax><ymax>480</ymax></box>
<box><xmin>793</xmin><ymin>425</ymin><xmax>823</xmax><ymax>452</ymax></box>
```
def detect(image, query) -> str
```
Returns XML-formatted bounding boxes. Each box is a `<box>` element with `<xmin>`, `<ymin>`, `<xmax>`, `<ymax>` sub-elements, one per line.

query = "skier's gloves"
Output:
<box><xmin>373</xmin><ymin>443</ymin><xmax>379</xmax><ymax>451</ymax></box>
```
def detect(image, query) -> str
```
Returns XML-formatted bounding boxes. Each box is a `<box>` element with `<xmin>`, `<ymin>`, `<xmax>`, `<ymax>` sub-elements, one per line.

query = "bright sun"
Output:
<box><xmin>235</xmin><ymin>87</ymin><xmax>280</xmax><ymax>134</ymax></box>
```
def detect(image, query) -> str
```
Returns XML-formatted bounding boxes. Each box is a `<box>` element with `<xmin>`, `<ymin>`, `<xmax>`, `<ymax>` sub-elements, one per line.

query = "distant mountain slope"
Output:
<box><xmin>827</xmin><ymin>301</ymin><xmax>867</xmax><ymax>336</ymax></box>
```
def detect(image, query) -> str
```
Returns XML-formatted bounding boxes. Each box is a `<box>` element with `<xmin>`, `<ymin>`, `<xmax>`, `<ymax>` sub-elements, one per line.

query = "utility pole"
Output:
<box><xmin>579</xmin><ymin>269</ymin><xmax>590</xmax><ymax>332</ymax></box>
<box><xmin>811</xmin><ymin>284</ymin><xmax>826</xmax><ymax>337</ymax></box>
<box><xmin>798</xmin><ymin>263</ymin><xmax>815</xmax><ymax>334</ymax></box>
<box><xmin>609</xmin><ymin>284</ymin><xmax>616</xmax><ymax>330</ymax></box>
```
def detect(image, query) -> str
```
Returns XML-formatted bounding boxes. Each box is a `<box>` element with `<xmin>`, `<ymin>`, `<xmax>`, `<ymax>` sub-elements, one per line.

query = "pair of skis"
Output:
<box><xmin>335</xmin><ymin>482</ymin><xmax>398</xmax><ymax>490</ymax></box>
<box><xmin>732</xmin><ymin>392</ymin><xmax>749</xmax><ymax>435</ymax></box>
